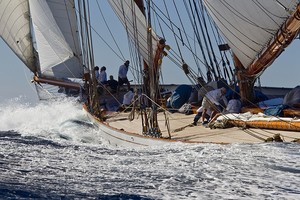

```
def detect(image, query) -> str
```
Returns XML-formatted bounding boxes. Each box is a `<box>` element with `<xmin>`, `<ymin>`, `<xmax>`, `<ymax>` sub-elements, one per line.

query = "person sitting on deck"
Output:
<box><xmin>107</xmin><ymin>75</ymin><xmax>118</xmax><ymax>93</ymax></box>
<box><xmin>201</xmin><ymin>87</ymin><xmax>228</xmax><ymax>125</ymax></box>
<box><xmin>117</xmin><ymin>88</ymin><xmax>135</xmax><ymax>112</ymax></box>
<box><xmin>123</xmin><ymin>88</ymin><xmax>134</xmax><ymax>106</ymax></box>
<box><xmin>225</xmin><ymin>94</ymin><xmax>241</xmax><ymax>114</ymax></box>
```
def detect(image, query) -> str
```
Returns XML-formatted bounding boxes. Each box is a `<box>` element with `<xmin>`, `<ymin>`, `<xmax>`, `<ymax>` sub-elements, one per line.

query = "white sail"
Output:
<box><xmin>203</xmin><ymin>0</ymin><xmax>299</xmax><ymax>69</ymax></box>
<box><xmin>47</xmin><ymin>0</ymin><xmax>82</xmax><ymax>65</ymax></box>
<box><xmin>108</xmin><ymin>0</ymin><xmax>160</xmax><ymax>66</ymax></box>
<box><xmin>29</xmin><ymin>0</ymin><xmax>83</xmax><ymax>79</ymax></box>
<box><xmin>0</xmin><ymin>0</ymin><xmax>35</xmax><ymax>72</ymax></box>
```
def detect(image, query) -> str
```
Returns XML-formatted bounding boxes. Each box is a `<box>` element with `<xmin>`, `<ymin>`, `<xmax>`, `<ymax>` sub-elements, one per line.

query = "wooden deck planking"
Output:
<box><xmin>106</xmin><ymin>111</ymin><xmax>300</xmax><ymax>144</ymax></box>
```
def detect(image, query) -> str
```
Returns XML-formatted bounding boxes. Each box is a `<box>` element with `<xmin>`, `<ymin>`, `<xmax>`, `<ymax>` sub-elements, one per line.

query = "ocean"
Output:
<box><xmin>0</xmin><ymin>98</ymin><xmax>299</xmax><ymax>200</ymax></box>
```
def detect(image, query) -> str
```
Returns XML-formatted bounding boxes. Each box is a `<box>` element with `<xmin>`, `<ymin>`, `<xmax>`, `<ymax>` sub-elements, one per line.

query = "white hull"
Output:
<box><xmin>84</xmin><ymin>105</ymin><xmax>178</xmax><ymax>147</ymax></box>
<box><xmin>83</xmin><ymin>104</ymin><xmax>300</xmax><ymax>148</ymax></box>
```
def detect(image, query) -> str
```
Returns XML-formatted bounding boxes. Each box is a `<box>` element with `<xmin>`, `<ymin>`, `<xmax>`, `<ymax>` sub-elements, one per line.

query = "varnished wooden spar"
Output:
<box><xmin>236</xmin><ymin>4</ymin><xmax>300</xmax><ymax>105</ymax></box>
<box><xmin>228</xmin><ymin>119</ymin><xmax>300</xmax><ymax>132</ymax></box>
<box><xmin>246</xmin><ymin>4</ymin><xmax>300</xmax><ymax>76</ymax></box>
<box><xmin>233</xmin><ymin>54</ymin><xmax>254</xmax><ymax>104</ymax></box>
<box><xmin>33</xmin><ymin>76</ymin><xmax>81</xmax><ymax>89</ymax></box>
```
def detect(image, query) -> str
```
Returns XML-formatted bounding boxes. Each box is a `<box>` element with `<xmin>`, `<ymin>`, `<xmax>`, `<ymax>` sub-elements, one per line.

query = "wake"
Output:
<box><xmin>0</xmin><ymin>97</ymin><xmax>103</xmax><ymax>145</ymax></box>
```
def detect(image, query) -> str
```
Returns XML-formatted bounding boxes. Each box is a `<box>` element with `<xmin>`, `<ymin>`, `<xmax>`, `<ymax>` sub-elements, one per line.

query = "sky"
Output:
<box><xmin>1</xmin><ymin>1</ymin><xmax>300</xmax><ymax>104</ymax></box>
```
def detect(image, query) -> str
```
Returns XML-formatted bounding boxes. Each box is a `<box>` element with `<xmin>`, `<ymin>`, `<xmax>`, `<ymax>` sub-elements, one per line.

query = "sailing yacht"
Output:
<box><xmin>1</xmin><ymin>0</ymin><xmax>300</xmax><ymax>147</ymax></box>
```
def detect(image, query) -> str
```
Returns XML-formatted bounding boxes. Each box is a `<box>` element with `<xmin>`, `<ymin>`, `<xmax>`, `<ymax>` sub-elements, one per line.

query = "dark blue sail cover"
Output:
<box><xmin>167</xmin><ymin>85</ymin><xmax>192</xmax><ymax>109</ymax></box>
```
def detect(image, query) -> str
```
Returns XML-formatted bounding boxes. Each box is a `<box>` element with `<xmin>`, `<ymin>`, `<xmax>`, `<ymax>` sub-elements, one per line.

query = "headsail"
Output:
<box><xmin>0</xmin><ymin>0</ymin><xmax>35</xmax><ymax>72</ymax></box>
<box><xmin>29</xmin><ymin>0</ymin><xmax>83</xmax><ymax>79</ymax></box>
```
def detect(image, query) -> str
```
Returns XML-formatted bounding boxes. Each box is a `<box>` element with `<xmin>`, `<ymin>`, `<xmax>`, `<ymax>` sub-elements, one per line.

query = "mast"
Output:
<box><xmin>134</xmin><ymin>0</ymin><xmax>151</xmax><ymax>105</ymax></box>
<box><xmin>233</xmin><ymin>54</ymin><xmax>254</xmax><ymax>104</ymax></box>
<box><xmin>80</xmin><ymin>0</ymin><xmax>102</xmax><ymax>118</ymax></box>
<box><xmin>108</xmin><ymin>0</ymin><xmax>167</xmax><ymax>136</ymax></box>
<box><xmin>145</xmin><ymin>0</ymin><xmax>166</xmax><ymax>136</ymax></box>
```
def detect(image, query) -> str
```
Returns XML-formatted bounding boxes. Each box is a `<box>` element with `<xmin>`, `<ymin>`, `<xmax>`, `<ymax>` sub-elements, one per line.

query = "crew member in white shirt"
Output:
<box><xmin>118</xmin><ymin>60</ymin><xmax>130</xmax><ymax>91</ymax></box>
<box><xmin>99</xmin><ymin>66</ymin><xmax>107</xmax><ymax>84</ymax></box>
<box><xmin>201</xmin><ymin>87</ymin><xmax>227</xmax><ymax>125</ymax></box>
<box><xmin>122</xmin><ymin>88</ymin><xmax>134</xmax><ymax>106</ymax></box>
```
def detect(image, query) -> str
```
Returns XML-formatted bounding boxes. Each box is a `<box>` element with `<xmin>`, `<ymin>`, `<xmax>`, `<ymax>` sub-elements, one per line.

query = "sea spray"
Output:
<box><xmin>0</xmin><ymin>97</ymin><xmax>104</xmax><ymax>145</ymax></box>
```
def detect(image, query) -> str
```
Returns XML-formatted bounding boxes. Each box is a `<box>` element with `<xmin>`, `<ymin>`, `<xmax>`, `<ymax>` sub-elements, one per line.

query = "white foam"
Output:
<box><xmin>0</xmin><ymin>97</ymin><xmax>105</xmax><ymax>145</ymax></box>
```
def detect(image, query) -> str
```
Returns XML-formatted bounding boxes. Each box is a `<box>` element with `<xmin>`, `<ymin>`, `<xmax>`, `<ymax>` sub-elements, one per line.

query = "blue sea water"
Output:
<box><xmin>0</xmin><ymin>98</ymin><xmax>300</xmax><ymax>199</ymax></box>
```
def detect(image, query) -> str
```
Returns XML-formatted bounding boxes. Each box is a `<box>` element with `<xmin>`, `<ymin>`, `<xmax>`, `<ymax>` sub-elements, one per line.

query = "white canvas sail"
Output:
<box><xmin>29</xmin><ymin>0</ymin><xmax>83</xmax><ymax>79</ymax></box>
<box><xmin>203</xmin><ymin>0</ymin><xmax>299</xmax><ymax>69</ymax></box>
<box><xmin>0</xmin><ymin>0</ymin><xmax>35</xmax><ymax>72</ymax></box>
<box><xmin>108</xmin><ymin>0</ymin><xmax>160</xmax><ymax>66</ymax></box>
<box><xmin>47</xmin><ymin>0</ymin><xmax>82</xmax><ymax>64</ymax></box>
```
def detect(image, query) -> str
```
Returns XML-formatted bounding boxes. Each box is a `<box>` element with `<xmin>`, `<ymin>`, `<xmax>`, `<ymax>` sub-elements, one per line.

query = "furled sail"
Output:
<box><xmin>29</xmin><ymin>0</ymin><xmax>83</xmax><ymax>79</ymax></box>
<box><xmin>203</xmin><ymin>0</ymin><xmax>299</xmax><ymax>72</ymax></box>
<box><xmin>0</xmin><ymin>0</ymin><xmax>35</xmax><ymax>72</ymax></box>
<box><xmin>108</xmin><ymin>0</ymin><xmax>160</xmax><ymax>66</ymax></box>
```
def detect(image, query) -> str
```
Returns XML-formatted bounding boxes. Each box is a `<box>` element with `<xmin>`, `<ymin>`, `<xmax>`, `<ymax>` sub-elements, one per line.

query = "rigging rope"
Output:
<box><xmin>192</xmin><ymin>0</ymin><xmax>219</xmax><ymax>80</ymax></box>
<box><xmin>95</xmin><ymin>1</ymin><xmax>125</xmax><ymax>60</ymax></box>
<box><xmin>185</xmin><ymin>0</ymin><xmax>213</xmax><ymax>81</ymax></box>
<box><xmin>162</xmin><ymin>0</ymin><xmax>184</xmax><ymax>63</ymax></box>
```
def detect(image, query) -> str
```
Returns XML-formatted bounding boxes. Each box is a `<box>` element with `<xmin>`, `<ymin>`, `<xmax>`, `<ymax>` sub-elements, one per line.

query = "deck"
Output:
<box><xmin>104</xmin><ymin>111</ymin><xmax>300</xmax><ymax>144</ymax></box>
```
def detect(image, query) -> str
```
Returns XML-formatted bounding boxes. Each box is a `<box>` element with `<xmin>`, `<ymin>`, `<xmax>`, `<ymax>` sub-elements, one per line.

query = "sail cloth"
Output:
<box><xmin>203</xmin><ymin>0</ymin><xmax>299</xmax><ymax>69</ymax></box>
<box><xmin>47</xmin><ymin>0</ymin><xmax>82</xmax><ymax>65</ymax></box>
<box><xmin>29</xmin><ymin>0</ymin><xmax>83</xmax><ymax>79</ymax></box>
<box><xmin>108</xmin><ymin>0</ymin><xmax>160</xmax><ymax>67</ymax></box>
<box><xmin>0</xmin><ymin>0</ymin><xmax>35</xmax><ymax>72</ymax></box>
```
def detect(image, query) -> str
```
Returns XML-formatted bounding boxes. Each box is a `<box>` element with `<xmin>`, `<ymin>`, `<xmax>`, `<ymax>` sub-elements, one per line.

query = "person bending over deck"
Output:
<box><xmin>207</xmin><ymin>95</ymin><xmax>242</xmax><ymax>128</ymax></box>
<box><xmin>201</xmin><ymin>87</ymin><xmax>227</xmax><ymax>125</ymax></box>
<box><xmin>192</xmin><ymin>106</ymin><xmax>212</xmax><ymax>126</ymax></box>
